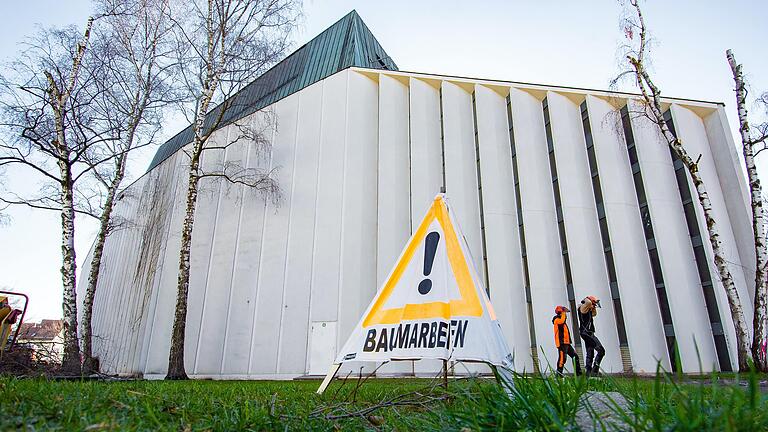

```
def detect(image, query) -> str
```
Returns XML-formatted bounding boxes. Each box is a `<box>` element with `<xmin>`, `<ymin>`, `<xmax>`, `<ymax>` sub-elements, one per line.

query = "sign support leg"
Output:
<box><xmin>442</xmin><ymin>360</ymin><xmax>448</xmax><ymax>389</ymax></box>
<box><xmin>316</xmin><ymin>363</ymin><xmax>341</xmax><ymax>395</ymax></box>
<box><xmin>491</xmin><ymin>364</ymin><xmax>515</xmax><ymax>398</ymax></box>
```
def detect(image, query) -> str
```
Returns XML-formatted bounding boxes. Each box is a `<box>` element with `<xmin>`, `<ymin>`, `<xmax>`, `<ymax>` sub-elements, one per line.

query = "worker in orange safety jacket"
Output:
<box><xmin>552</xmin><ymin>305</ymin><xmax>582</xmax><ymax>376</ymax></box>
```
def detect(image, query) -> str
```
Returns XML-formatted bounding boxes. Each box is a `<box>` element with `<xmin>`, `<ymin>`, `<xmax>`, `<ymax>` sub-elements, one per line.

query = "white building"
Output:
<box><xmin>78</xmin><ymin>11</ymin><xmax>755</xmax><ymax>378</ymax></box>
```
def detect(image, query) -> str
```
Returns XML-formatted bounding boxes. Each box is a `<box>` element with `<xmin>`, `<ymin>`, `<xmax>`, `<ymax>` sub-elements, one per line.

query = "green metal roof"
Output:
<box><xmin>147</xmin><ymin>10</ymin><xmax>397</xmax><ymax>171</ymax></box>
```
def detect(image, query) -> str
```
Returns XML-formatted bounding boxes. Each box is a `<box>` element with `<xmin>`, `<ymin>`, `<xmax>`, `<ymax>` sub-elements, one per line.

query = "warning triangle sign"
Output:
<box><xmin>332</xmin><ymin>194</ymin><xmax>514</xmax><ymax>369</ymax></box>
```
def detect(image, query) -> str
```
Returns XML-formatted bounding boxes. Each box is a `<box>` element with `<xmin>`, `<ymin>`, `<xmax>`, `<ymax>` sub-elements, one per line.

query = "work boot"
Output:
<box><xmin>590</xmin><ymin>364</ymin><xmax>602</xmax><ymax>377</ymax></box>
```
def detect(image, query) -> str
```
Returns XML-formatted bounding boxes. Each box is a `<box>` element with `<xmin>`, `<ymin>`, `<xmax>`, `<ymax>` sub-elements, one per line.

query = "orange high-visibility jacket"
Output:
<box><xmin>552</xmin><ymin>313</ymin><xmax>572</xmax><ymax>348</ymax></box>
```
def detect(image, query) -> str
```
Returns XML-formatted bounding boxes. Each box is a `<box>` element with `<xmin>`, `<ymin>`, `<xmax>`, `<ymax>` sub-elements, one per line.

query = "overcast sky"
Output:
<box><xmin>1</xmin><ymin>0</ymin><xmax>766</xmax><ymax>321</ymax></box>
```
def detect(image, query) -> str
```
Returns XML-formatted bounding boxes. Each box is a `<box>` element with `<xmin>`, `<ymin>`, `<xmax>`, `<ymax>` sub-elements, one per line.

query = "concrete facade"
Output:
<box><xmin>78</xmin><ymin>67</ymin><xmax>754</xmax><ymax>377</ymax></box>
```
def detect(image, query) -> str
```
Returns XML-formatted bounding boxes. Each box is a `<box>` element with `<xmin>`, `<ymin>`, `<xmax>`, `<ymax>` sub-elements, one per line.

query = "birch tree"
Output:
<box><xmin>615</xmin><ymin>0</ymin><xmax>752</xmax><ymax>370</ymax></box>
<box><xmin>164</xmin><ymin>0</ymin><xmax>299</xmax><ymax>380</ymax></box>
<box><xmin>726</xmin><ymin>50</ymin><xmax>768</xmax><ymax>372</ymax></box>
<box><xmin>80</xmin><ymin>0</ymin><xmax>176</xmax><ymax>374</ymax></box>
<box><xmin>0</xmin><ymin>20</ymin><xmax>102</xmax><ymax>374</ymax></box>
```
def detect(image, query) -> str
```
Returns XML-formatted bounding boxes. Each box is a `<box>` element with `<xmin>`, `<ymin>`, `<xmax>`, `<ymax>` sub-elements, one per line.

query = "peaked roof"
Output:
<box><xmin>17</xmin><ymin>320</ymin><xmax>63</xmax><ymax>341</ymax></box>
<box><xmin>147</xmin><ymin>10</ymin><xmax>397</xmax><ymax>172</ymax></box>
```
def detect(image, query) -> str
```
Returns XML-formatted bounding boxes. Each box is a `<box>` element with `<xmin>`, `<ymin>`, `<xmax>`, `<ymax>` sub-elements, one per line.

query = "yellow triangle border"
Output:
<box><xmin>363</xmin><ymin>196</ymin><xmax>486</xmax><ymax>326</ymax></box>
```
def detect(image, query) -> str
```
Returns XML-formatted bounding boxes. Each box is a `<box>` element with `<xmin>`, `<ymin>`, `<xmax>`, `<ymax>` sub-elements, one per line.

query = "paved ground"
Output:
<box><xmin>576</xmin><ymin>391</ymin><xmax>632</xmax><ymax>431</ymax></box>
<box><xmin>691</xmin><ymin>378</ymin><xmax>768</xmax><ymax>392</ymax></box>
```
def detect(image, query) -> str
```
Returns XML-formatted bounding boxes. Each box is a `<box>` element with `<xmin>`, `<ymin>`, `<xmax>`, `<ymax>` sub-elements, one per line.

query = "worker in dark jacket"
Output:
<box><xmin>578</xmin><ymin>295</ymin><xmax>606</xmax><ymax>376</ymax></box>
<box><xmin>552</xmin><ymin>305</ymin><xmax>582</xmax><ymax>376</ymax></box>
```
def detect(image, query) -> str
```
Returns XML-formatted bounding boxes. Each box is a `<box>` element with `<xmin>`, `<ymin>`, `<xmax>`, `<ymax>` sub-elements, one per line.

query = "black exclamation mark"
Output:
<box><xmin>418</xmin><ymin>232</ymin><xmax>440</xmax><ymax>295</ymax></box>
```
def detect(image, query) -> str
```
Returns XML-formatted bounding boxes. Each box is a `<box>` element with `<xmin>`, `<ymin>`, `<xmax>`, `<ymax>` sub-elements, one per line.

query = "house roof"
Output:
<box><xmin>146</xmin><ymin>10</ymin><xmax>398</xmax><ymax>172</ymax></box>
<box><xmin>17</xmin><ymin>319</ymin><xmax>63</xmax><ymax>341</ymax></box>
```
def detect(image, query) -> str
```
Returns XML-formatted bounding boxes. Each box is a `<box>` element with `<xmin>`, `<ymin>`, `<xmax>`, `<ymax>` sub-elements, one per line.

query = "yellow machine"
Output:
<box><xmin>0</xmin><ymin>296</ymin><xmax>12</xmax><ymax>353</ymax></box>
<box><xmin>0</xmin><ymin>292</ymin><xmax>28</xmax><ymax>357</ymax></box>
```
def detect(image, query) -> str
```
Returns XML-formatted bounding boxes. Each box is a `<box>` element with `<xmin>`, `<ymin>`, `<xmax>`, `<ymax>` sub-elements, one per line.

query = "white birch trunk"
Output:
<box><xmin>59</xmin><ymin>167</ymin><xmax>81</xmax><ymax>374</ymax></box>
<box><xmin>727</xmin><ymin>49</ymin><xmax>768</xmax><ymax>371</ymax></box>
<box><xmin>46</xmin><ymin>17</ymin><xmax>94</xmax><ymax>375</ymax></box>
<box><xmin>166</xmin><ymin>139</ymin><xmax>203</xmax><ymax>379</ymax></box>
<box><xmin>680</xmin><ymin>145</ymin><xmax>753</xmax><ymax>371</ymax></box>
<box><xmin>49</xmin><ymin>81</ymin><xmax>81</xmax><ymax>375</ymax></box>
<box><xmin>82</xmin><ymin>153</ymin><xmax>127</xmax><ymax>374</ymax></box>
<box><xmin>166</xmin><ymin>85</ymin><xmax>214</xmax><ymax>379</ymax></box>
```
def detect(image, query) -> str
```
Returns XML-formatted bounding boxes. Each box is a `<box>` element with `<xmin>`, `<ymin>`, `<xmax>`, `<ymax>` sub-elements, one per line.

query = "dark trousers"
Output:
<box><xmin>581</xmin><ymin>333</ymin><xmax>605</xmax><ymax>371</ymax></box>
<box><xmin>556</xmin><ymin>344</ymin><xmax>581</xmax><ymax>375</ymax></box>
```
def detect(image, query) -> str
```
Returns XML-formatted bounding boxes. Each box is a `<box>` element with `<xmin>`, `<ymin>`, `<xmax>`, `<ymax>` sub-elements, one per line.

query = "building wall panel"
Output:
<box><xmin>83</xmin><ymin>216</ymin><xmax>113</xmax><ymax>369</ymax></box>
<box><xmin>441</xmin><ymin>81</ymin><xmax>483</xmax><ymax>278</ymax></box>
<box><xmin>441</xmin><ymin>81</ymin><xmax>491</xmax><ymax>375</ymax></box>
<box><xmin>337</xmin><ymin>72</ymin><xmax>379</xmax><ymax>375</ymax></box>
<box><xmin>407</xmin><ymin>77</ymin><xmax>444</xmax><ymax>375</ymax></box>
<box><xmin>81</xmin><ymin>69</ymin><xmax>751</xmax><ymax>379</ymax></box>
<box><xmin>309</xmin><ymin>71</ymin><xmax>348</xmax><ymax>327</ymax></box>
<box><xmin>547</xmin><ymin>92</ymin><xmax>623</xmax><ymax>372</ymax></box>
<box><xmin>375</xmin><ymin>74</ymin><xmax>414</xmax><ymax>376</ymax></box>
<box><xmin>276</xmin><ymin>81</ymin><xmax>324</xmax><ymax>374</ymax></box>
<box><xmin>586</xmin><ymin>96</ymin><xmax>669</xmax><ymax>372</ymax></box>
<box><xmin>508</xmin><ymin>87</ymin><xmax>566</xmax><ymax>372</ymax></box>
<box><xmin>143</xmin><ymin>152</ymin><xmax>193</xmax><ymax>375</ymax></box>
<box><xmin>116</xmin><ymin>207</ymin><xmax>147</xmax><ymax>373</ymax></box>
<box><xmin>183</xmin><ymin>130</ymin><xmax>228</xmax><ymax>372</ymax></box>
<box><xmin>672</xmin><ymin>104</ymin><xmax>750</xmax><ymax>370</ymax></box>
<box><xmin>94</xmin><ymin>222</ymin><xmax>119</xmax><ymax>369</ymax></box>
<box><xmin>703</xmin><ymin>108</ymin><xmax>753</xmax><ymax>369</ymax></box>
<box><xmin>248</xmin><ymin>93</ymin><xmax>299</xmax><ymax>374</ymax></box>
<box><xmin>630</xmin><ymin>102</ymin><xmax>716</xmax><ymax>371</ymax></box>
<box><xmin>376</xmin><ymin>75</ymin><xmax>411</xmax><ymax>288</ymax></box>
<box><xmin>221</xmin><ymin>113</ymin><xmax>271</xmax><ymax>374</ymax></box>
<box><xmin>409</xmin><ymin>78</ymin><xmax>443</xmax><ymax>218</ymax></box>
<box><xmin>474</xmin><ymin>85</ymin><xmax>533</xmax><ymax>371</ymax></box>
<box><xmin>193</xmin><ymin>140</ymin><xmax>247</xmax><ymax>375</ymax></box>
<box><xmin>123</xmin><ymin>196</ymin><xmax>156</xmax><ymax>374</ymax></box>
<box><xmin>95</xmin><ymin>204</ymin><xmax>128</xmax><ymax>370</ymax></box>
<box><xmin>139</xmin><ymin>156</ymin><xmax>185</xmax><ymax>375</ymax></box>
<box><xmin>704</xmin><ymin>108</ymin><xmax>755</xmax><ymax>301</ymax></box>
<box><xmin>125</xmin><ymin>216</ymin><xmax>154</xmax><ymax>373</ymax></box>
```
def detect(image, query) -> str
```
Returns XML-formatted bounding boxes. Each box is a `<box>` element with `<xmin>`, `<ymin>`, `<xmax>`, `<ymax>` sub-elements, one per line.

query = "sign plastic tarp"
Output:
<box><xmin>333</xmin><ymin>194</ymin><xmax>514</xmax><ymax>370</ymax></box>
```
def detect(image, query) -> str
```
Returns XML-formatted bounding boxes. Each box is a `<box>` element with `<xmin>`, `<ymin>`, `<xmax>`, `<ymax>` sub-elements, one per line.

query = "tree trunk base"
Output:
<box><xmin>82</xmin><ymin>356</ymin><xmax>100</xmax><ymax>375</ymax></box>
<box><xmin>165</xmin><ymin>371</ymin><xmax>189</xmax><ymax>380</ymax></box>
<box><xmin>751</xmin><ymin>347</ymin><xmax>768</xmax><ymax>373</ymax></box>
<box><xmin>58</xmin><ymin>360</ymin><xmax>82</xmax><ymax>377</ymax></box>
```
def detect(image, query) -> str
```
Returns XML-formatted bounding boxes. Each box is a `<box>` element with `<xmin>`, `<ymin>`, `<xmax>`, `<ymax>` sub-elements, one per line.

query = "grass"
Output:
<box><xmin>0</xmin><ymin>378</ymin><xmax>442</xmax><ymax>431</ymax></box>
<box><xmin>1</xmin><ymin>371</ymin><xmax>767</xmax><ymax>431</ymax></box>
<box><xmin>435</xmin><ymin>372</ymin><xmax>768</xmax><ymax>431</ymax></box>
